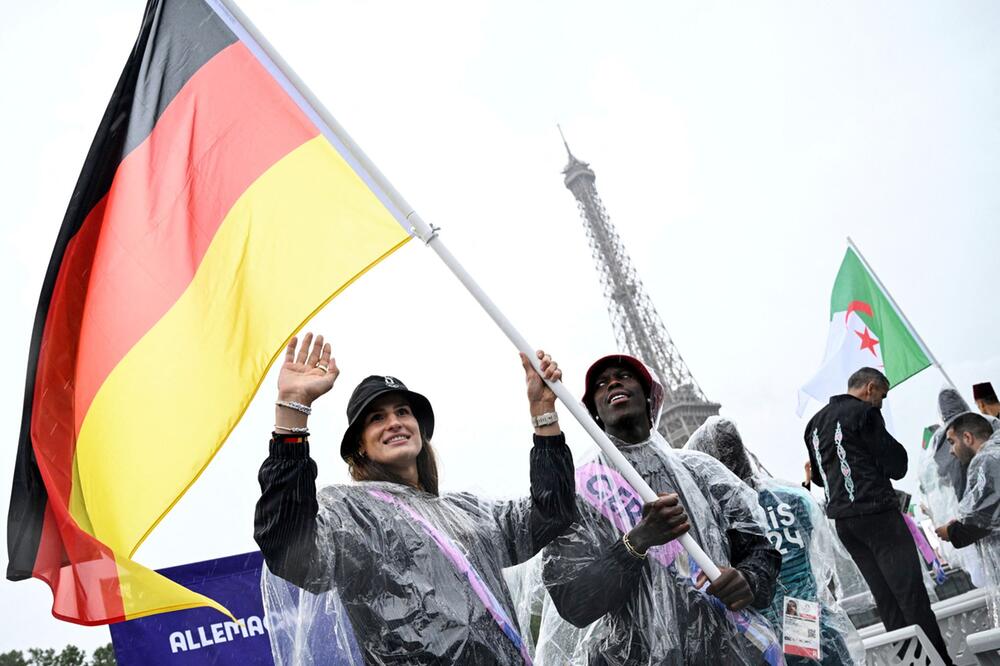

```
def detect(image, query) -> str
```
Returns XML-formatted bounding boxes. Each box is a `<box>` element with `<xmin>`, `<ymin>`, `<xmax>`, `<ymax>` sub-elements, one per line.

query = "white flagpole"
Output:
<box><xmin>846</xmin><ymin>236</ymin><xmax>957</xmax><ymax>390</ymax></box>
<box><xmin>215</xmin><ymin>0</ymin><xmax>722</xmax><ymax>580</ymax></box>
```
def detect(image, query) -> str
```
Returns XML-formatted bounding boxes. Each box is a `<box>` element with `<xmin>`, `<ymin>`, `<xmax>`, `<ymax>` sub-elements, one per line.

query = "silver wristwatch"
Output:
<box><xmin>531</xmin><ymin>411</ymin><xmax>559</xmax><ymax>428</ymax></box>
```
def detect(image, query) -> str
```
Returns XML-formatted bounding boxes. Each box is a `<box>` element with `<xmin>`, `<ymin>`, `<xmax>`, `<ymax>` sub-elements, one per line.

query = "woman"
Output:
<box><xmin>254</xmin><ymin>333</ymin><xmax>576</xmax><ymax>665</ymax></box>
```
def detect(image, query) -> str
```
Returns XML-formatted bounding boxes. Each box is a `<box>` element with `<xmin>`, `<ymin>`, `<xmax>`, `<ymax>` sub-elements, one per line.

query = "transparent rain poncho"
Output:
<box><xmin>917</xmin><ymin>427</ymin><xmax>978</xmax><ymax>583</ymax></box>
<box><xmin>686</xmin><ymin>417</ymin><xmax>864</xmax><ymax>665</ymax></box>
<box><xmin>917</xmin><ymin>388</ymin><xmax>1000</xmax><ymax>586</ymax></box>
<box><xmin>957</xmin><ymin>431</ymin><xmax>1000</xmax><ymax>627</ymax></box>
<box><xmin>523</xmin><ymin>427</ymin><xmax>782</xmax><ymax>665</ymax></box>
<box><xmin>917</xmin><ymin>424</ymin><xmax>957</xmax><ymax>525</ymax></box>
<box><xmin>825</xmin><ymin>525</ymin><xmax>874</xmax><ymax>619</ymax></box>
<box><xmin>932</xmin><ymin>389</ymin><xmax>974</xmax><ymax>501</ymax></box>
<box><xmin>261</xmin><ymin>477</ymin><xmax>569</xmax><ymax>665</ymax></box>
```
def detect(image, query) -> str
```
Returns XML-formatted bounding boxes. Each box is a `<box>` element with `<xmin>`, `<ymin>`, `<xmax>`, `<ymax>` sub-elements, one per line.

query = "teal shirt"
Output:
<box><xmin>759</xmin><ymin>484</ymin><xmax>817</xmax><ymax>600</ymax></box>
<box><xmin>758</xmin><ymin>483</ymin><xmax>855</xmax><ymax>665</ymax></box>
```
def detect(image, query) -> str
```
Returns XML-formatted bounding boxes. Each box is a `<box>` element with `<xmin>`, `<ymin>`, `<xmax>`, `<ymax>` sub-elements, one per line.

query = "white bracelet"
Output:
<box><xmin>274</xmin><ymin>424</ymin><xmax>309</xmax><ymax>434</ymax></box>
<box><xmin>276</xmin><ymin>400</ymin><xmax>312</xmax><ymax>415</ymax></box>
<box><xmin>531</xmin><ymin>411</ymin><xmax>559</xmax><ymax>428</ymax></box>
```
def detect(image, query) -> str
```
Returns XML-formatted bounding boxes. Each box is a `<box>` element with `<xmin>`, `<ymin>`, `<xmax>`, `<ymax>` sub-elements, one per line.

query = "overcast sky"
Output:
<box><xmin>2</xmin><ymin>0</ymin><xmax>999</xmax><ymax>653</ymax></box>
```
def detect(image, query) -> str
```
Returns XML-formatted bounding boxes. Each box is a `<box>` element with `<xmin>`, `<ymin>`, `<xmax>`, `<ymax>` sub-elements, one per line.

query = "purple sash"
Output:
<box><xmin>368</xmin><ymin>490</ymin><xmax>533</xmax><ymax>665</ymax></box>
<box><xmin>902</xmin><ymin>512</ymin><xmax>946</xmax><ymax>584</ymax></box>
<box><xmin>576</xmin><ymin>462</ymin><xmax>684</xmax><ymax>568</ymax></box>
<box><xmin>575</xmin><ymin>462</ymin><xmax>784</xmax><ymax>666</ymax></box>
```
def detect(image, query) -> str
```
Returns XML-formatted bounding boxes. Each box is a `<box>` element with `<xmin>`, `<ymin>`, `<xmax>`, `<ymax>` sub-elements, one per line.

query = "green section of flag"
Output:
<box><xmin>830</xmin><ymin>247</ymin><xmax>932</xmax><ymax>387</ymax></box>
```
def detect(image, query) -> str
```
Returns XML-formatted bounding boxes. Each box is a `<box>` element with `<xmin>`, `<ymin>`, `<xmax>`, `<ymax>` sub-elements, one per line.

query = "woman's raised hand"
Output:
<box><xmin>277</xmin><ymin>333</ymin><xmax>339</xmax><ymax>405</ymax></box>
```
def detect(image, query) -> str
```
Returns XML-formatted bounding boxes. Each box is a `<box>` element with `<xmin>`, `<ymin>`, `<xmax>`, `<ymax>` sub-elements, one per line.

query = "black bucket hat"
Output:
<box><xmin>340</xmin><ymin>375</ymin><xmax>435</xmax><ymax>461</ymax></box>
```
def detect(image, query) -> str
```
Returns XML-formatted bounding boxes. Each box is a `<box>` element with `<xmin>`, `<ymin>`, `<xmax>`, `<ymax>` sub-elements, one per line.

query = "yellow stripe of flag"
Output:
<box><xmin>70</xmin><ymin>135</ymin><xmax>410</xmax><ymax>616</ymax></box>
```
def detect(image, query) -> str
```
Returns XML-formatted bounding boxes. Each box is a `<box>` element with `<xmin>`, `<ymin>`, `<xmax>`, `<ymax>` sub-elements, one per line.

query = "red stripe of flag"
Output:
<box><xmin>27</xmin><ymin>40</ymin><xmax>316</xmax><ymax>621</ymax></box>
<box><xmin>70</xmin><ymin>41</ymin><xmax>317</xmax><ymax>435</ymax></box>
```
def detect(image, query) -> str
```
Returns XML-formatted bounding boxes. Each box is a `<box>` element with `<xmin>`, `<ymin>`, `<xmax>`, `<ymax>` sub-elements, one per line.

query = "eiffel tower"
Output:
<box><xmin>560</xmin><ymin>130</ymin><xmax>720</xmax><ymax>447</ymax></box>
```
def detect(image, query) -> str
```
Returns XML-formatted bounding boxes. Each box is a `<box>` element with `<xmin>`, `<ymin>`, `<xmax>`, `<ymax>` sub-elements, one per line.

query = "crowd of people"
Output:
<box><xmin>253</xmin><ymin>332</ymin><xmax>1000</xmax><ymax>665</ymax></box>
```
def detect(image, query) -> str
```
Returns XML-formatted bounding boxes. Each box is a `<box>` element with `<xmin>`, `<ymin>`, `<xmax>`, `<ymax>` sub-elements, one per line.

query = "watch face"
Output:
<box><xmin>533</xmin><ymin>412</ymin><xmax>558</xmax><ymax>427</ymax></box>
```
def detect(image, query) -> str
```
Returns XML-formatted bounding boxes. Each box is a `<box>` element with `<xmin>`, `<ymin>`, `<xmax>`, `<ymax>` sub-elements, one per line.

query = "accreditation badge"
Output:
<box><xmin>782</xmin><ymin>596</ymin><xmax>820</xmax><ymax>660</ymax></box>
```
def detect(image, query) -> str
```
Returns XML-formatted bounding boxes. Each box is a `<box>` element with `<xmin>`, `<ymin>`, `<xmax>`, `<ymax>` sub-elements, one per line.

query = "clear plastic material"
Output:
<box><xmin>262</xmin><ymin>482</ymin><xmax>545</xmax><ymax>665</ymax></box>
<box><xmin>937</xmin><ymin>387</ymin><xmax>970</xmax><ymax>424</ymax></box>
<box><xmin>917</xmin><ymin>388</ymin><xmax>1000</xmax><ymax>587</ymax></box>
<box><xmin>917</xmin><ymin>426</ymin><xmax>981</xmax><ymax>584</ymax></box>
<box><xmin>917</xmin><ymin>427</ymin><xmax>960</xmax><ymax>521</ymax></box>
<box><xmin>957</xmin><ymin>432</ymin><xmax>1000</xmax><ymax>627</ymax></box>
<box><xmin>687</xmin><ymin>417</ymin><xmax>864</xmax><ymax>665</ymax></box>
<box><xmin>684</xmin><ymin>417</ymin><xmax>754</xmax><ymax>483</ymax></box>
<box><xmin>263</xmin><ymin>573</ymin><xmax>362</xmax><ymax>665</ymax></box>
<box><xmin>525</xmin><ymin>429</ymin><xmax>780</xmax><ymax>665</ymax></box>
<box><xmin>936</xmin><ymin>388</ymin><xmax>975</xmax><ymax>502</ymax></box>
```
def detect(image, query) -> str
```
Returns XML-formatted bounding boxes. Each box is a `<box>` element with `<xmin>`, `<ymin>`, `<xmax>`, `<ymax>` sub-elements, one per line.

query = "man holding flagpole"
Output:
<box><xmin>533</xmin><ymin>354</ymin><xmax>782</xmax><ymax>665</ymax></box>
<box><xmin>804</xmin><ymin>367</ymin><xmax>953</xmax><ymax>664</ymax></box>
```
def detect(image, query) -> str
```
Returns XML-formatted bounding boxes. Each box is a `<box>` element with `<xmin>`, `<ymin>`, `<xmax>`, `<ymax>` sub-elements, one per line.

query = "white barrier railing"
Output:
<box><xmin>863</xmin><ymin>625</ymin><xmax>946</xmax><ymax>666</ymax></box>
<box><xmin>966</xmin><ymin>628</ymin><xmax>1000</xmax><ymax>666</ymax></box>
<box><xmin>858</xmin><ymin>589</ymin><xmax>990</xmax><ymax>665</ymax></box>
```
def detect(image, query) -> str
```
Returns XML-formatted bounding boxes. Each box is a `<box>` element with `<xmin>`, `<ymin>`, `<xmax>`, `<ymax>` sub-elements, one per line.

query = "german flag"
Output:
<box><xmin>7</xmin><ymin>0</ymin><xmax>411</xmax><ymax>624</ymax></box>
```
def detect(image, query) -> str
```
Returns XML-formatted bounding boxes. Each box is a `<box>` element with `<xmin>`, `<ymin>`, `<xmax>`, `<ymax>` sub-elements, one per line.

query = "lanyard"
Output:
<box><xmin>367</xmin><ymin>490</ymin><xmax>533</xmax><ymax>665</ymax></box>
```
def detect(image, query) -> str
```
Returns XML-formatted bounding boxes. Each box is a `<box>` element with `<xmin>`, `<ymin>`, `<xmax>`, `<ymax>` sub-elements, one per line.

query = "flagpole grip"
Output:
<box><xmin>418</xmin><ymin>216</ymin><xmax>722</xmax><ymax>581</ymax></box>
<box><xmin>845</xmin><ymin>237</ymin><xmax>957</xmax><ymax>391</ymax></box>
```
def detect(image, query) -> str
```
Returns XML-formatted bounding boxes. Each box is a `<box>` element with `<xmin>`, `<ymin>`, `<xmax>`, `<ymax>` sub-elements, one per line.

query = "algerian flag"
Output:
<box><xmin>797</xmin><ymin>247</ymin><xmax>932</xmax><ymax>416</ymax></box>
<box><xmin>921</xmin><ymin>426</ymin><xmax>937</xmax><ymax>450</ymax></box>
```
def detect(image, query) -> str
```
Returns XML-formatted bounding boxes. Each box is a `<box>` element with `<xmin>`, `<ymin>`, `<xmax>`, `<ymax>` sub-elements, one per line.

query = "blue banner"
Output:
<box><xmin>109</xmin><ymin>551</ymin><xmax>358</xmax><ymax>665</ymax></box>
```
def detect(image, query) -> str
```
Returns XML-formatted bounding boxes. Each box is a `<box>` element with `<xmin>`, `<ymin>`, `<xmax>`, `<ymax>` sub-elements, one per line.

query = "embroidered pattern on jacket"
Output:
<box><xmin>835</xmin><ymin>421</ymin><xmax>856</xmax><ymax>502</ymax></box>
<box><xmin>811</xmin><ymin>428</ymin><xmax>830</xmax><ymax>503</ymax></box>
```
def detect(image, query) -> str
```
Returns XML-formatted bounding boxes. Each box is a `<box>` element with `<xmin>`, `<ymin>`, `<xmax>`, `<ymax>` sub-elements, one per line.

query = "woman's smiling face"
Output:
<box><xmin>358</xmin><ymin>392</ymin><xmax>423</xmax><ymax>469</ymax></box>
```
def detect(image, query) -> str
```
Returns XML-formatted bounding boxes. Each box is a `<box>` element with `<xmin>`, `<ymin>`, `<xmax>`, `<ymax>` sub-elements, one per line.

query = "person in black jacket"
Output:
<box><xmin>804</xmin><ymin>366</ymin><xmax>953</xmax><ymax>665</ymax></box>
<box><xmin>254</xmin><ymin>332</ymin><xmax>576</xmax><ymax>665</ymax></box>
<box><xmin>534</xmin><ymin>354</ymin><xmax>781</xmax><ymax>665</ymax></box>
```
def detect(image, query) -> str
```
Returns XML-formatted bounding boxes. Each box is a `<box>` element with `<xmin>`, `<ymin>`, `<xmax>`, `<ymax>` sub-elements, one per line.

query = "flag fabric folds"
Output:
<box><xmin>7</xmin><ymin>0</ymin><xmax>411</xmax><ymax>624</ymax></box>
<box><xmin>797</xmin><ymin>247</ymin><xmax>932</xmax><ymax>415</ymax></box>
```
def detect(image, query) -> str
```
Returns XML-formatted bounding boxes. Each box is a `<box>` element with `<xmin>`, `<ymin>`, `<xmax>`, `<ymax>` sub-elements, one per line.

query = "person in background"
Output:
<box><xmin>687</xmin><ymin>416</ymin><xmax>863</xmax><ymax>665</ymax></box>
<box><xmin>934</xmin><ymin>413</ymin><xmax>1000</xmax><ymax>547</ymax></box>
<box><xmin>804</xmin><ymin>367</ymin><xmax>953</xmax><ymax>665</ymax></box>
<box><xmin>934</xmin><ymin>413</ymin><xmax>1000</xmax><ymax>626</ymax></box>
<box><xmin>918</xmin><ymin>389</ymin><xmax>982</xmax><ymax>587</ymax></box>
<box><xmin>925</xmin><ymin>389</ymin><xmax>974</xmax><ymax>502</ymax></box>
<box><xmin>974</xmin><ymin>382</ymin><xmax>1000</xmax><ymax>418</ymax></box>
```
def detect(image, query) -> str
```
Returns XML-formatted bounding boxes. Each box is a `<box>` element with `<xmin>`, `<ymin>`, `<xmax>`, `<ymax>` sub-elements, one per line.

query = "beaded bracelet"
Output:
<box><xmin>276</xmin><ymin>400</ymin><xmax>312</xmax><ymax>415</ymax></box>
<box><xmin>274</xmin><ymin>424</ymin><xmax>309</xmax><ymax>434</ymax></box>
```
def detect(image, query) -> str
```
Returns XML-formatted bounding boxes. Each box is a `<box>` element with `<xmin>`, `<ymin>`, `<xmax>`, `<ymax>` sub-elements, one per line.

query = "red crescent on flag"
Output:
<box><xmin>845</xmin><ymin>300</ymin><xmax>873</xmax><ymax>324</ymax></box>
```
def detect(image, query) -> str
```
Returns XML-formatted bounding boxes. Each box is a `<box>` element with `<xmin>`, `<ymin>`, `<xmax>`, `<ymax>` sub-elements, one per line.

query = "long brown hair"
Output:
<box><xmin>347</xmin><ymin>426</ymin><xmax>440</xmax><ymax>496</ymax></box>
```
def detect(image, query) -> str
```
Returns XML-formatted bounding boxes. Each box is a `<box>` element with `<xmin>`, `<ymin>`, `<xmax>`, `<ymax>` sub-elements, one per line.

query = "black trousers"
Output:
<box><xmin>836</xmin><ymin>510</ymin><xmax>953</xmax><ymax>665</ymax></box>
